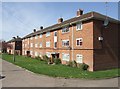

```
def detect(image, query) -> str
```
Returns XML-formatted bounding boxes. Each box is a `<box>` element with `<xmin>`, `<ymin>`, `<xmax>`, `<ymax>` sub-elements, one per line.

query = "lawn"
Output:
<box><xmin>2</xmin><ymin>53</ymin><xmax>120</xmax><ymax>79</ymax></box>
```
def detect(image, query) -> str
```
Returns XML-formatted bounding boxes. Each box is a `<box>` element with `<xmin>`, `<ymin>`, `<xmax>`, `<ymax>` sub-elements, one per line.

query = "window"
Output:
<box><xmin>76</xmin><ymin>38</ymin><xmax>83</xmax><ymax>46</ymax></box>
<box><xmin>54</xmin><ymin>42</ymin><xmax>57</xmax><ymax>48</ymax></box>
<box><xmin>76</xmin><ymin>54</ymin><xmax>83</xmax><ymax>63</ymax></box>
<box><xmin>46</xmin><ymin>52</ymin><xmax>51</xmax><ymax>58</ymax></box>
<box><xmin>30</xmin><ymin>37</ymin><xmax>33</xmax><ymax>40</ymax></box>
<box><xmin>62</xmin><ymin>53</ymin><xmax>70</xmax><ymax>61</ymax></box>
<box><xmin>35</xmin><ymin>35</ymin><xmax>38</xmax><ymax>39</ymax></box>
<box><xmin>76</xmin><ymin>22</ymin><xmax>82</xmax><ymax>30</ymax></box>
<box><xmin>30</xmin><ymin>43</ymin><xmax>33</xmax><ymax>47</ymax></box>
<box><xmin>46</xmin><ymin>41</ymin><xmax>50</xmax><ymax>47</ymax></box>
<box><xmin>54</xmin><ymin>31</ymin><xmax>57</xmax><ymax>36</ymax></box>
<box><xmin>62</xmin><ymin>40</ymin><xmax>69</xmax><ymax>47</ymax></box>
<box><xmin>62</xmin><ymin>27</ymin><xmax>69</xmax><ymax>33</ymax></box>
<box><xmin>46</xmin><ymin>32</ymin><xmax>50</xmax><ymax>37</ymax></box>
<box><xmin>30</xmin><ymin>51</ymin><xmax>33</xmax><ymax>55</ymax></box>
<box><xmin>40</xmin><ymin>34</ymin><xmax>42</xmax><ymax>38</ymax></box>
<box><xmin>40</xmin><ymin>42</ymin><xmax>42</xmax><ymax>48</ymax></box>
<box><xmin>35</xmin><ymin>52</ymin><xmax>38</xmax><ymax>56</ymax></box>
<box><xmin>35</xmin><ymin>43</ymin><xmax>38</xmax><ymax>48</ymax></box>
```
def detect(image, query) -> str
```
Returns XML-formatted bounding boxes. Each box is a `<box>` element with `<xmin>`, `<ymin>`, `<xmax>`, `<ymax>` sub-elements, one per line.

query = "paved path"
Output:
<box><xmin>1</xmin><ymin>59</ymin><xmax>119</xmax><ymax>87</ymax></box>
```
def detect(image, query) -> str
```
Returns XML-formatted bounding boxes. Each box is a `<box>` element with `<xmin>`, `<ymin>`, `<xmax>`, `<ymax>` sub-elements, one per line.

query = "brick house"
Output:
<box><xmin>7</xmin><ymin>36</ymin><xmax>22</xmax><ymax>55</ymax></box>
<box><xmin>22</xmin><ymin>10</ymin><xmax>119</xmax><ymax>71</ymax></box>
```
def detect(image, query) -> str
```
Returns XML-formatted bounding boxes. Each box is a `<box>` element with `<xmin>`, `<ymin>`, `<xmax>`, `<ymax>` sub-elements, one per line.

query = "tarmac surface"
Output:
<box><xmin>1</xmin><ymin>59</ymin><xmax>119</xmax><ymax>87</ymax></box>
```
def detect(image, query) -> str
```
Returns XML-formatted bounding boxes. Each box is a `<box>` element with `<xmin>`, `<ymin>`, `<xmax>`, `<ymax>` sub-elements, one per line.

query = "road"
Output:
<box><xmin>1</xmin><ymin>59</ymin><xmax>119</xmax><ymax>87</ymax></box>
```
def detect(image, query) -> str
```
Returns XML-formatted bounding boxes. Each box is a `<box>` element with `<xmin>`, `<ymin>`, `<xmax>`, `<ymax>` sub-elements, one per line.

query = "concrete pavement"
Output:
<box><xmin>1</xmin><ymin>59</ymin><xmax>119</xmax><ymax>87</ymax></box>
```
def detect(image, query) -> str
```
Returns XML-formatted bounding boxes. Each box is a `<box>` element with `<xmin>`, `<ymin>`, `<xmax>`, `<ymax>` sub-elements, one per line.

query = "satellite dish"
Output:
<box><xmin>103</xmin><ymin>18</ymin><xmax>109</xmax><ymax>27</ymax></box>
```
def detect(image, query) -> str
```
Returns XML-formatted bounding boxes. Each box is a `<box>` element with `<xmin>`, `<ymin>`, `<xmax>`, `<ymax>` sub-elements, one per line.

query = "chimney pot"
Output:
<box><xmin>77</xmin><ymin>9</ymin><xmax>83</xmax><ymax>17</ymax></box>
<box><xmin>40</xmin><ymin>26</ymin><xmax>43</xmax><ymax>30</ymax></box>
<box><xmin>33</xmin><ymin>29</ymin><xmax>36</xmax><ymax>32</ymax></box>
<box><xmin>58</xmin><ymin>18</ymin><xmax>63</xmax><ymax>24</ymax></box>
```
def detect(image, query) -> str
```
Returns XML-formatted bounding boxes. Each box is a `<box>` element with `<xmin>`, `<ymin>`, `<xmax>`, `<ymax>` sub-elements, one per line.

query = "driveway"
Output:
<box><xmin>1</xmin><ymin>59</ymin><xmax>119</xmax><ymax>87</ymax></box>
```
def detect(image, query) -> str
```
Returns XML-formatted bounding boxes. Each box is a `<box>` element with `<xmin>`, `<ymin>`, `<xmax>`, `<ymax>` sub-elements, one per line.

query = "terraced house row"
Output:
<box><xmin>7</xmin><ymin>9</ymin><xmax>120</xmax><ymax>71</ymax></box>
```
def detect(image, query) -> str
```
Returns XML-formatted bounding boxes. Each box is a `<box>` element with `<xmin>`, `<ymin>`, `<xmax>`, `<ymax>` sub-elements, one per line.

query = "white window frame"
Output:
<box><xmin>76</xmin><ymin>22</ymin><xmax>82</xmax><ymax>31</ymax></box>
<box><xmin>40</xmin><ymin>34</ymin><xmax>42</xmax><ymax>38</ymax></box>
<box><xmin>76</xmin><ymin>54</ymin><xmax>83</xmax><ymax>63</ymax></box>
<box><xmin>62</xmin><ymin>53</ymin><xmax>70</xmax><ymax>61</ymax></box>
<box><xmin>30</xmin><ymin>37</ymin><xmax>33</xmax><ymax>40</ymax></box>
<box><xmin>62</xmin><ymin>39</ymin><xmax>69</xmax><ymax>47</ymax></box>
<box><xmin>46</xmin><ymin>41</ymin><xmax>50</xmax><ymax>47</ymax></box>
<box><xmin>35</xmin><ymin>43</ymin><xmax>38</xmax><ymax>48</ymax></box>
<box><xmin>30</xmin><ymin>43</ymin><xmax>33</xmax><ymax>47</ymax></box>
<box><xmin>76</xmin><ymin>38</ymin><xmax>83</xmax><ymax>46</ymax></box>
<box><xmin>30</xmin><ymin>51</ymin><xmax>33</xmax><ymax>55</ymax></box>
<box><xmin>35</xmin><ymin>35</ymin><xmax>38</xmax><ymax>39</ymax></box>
<box><xmin>62</xmin><ymin>27</ymin><xmax>69</xmax><ymax>33</ymax></box>
<box><xmin>46</xmin><ymin>32</ymin><xmax>50</xmax><ymax>37</ymax></box>
<box><xmin>40</xmin><ymin>42</ymin><xmax>42</xmax><ymax>48</ymax></box>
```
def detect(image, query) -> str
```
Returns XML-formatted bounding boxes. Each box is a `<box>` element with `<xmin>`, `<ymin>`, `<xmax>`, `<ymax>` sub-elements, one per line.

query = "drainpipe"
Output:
<box><xmin>70</xmin><ymin>23</ymin><xmax>74</xmax><ymax>61</ymax></box>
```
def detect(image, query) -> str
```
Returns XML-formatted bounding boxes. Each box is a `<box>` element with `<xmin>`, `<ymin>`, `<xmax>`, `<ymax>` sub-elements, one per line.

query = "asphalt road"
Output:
<box><xmin>1</xmin><ymin>59</ymin><xmax>119</xmax><ymax>87</ymax></box>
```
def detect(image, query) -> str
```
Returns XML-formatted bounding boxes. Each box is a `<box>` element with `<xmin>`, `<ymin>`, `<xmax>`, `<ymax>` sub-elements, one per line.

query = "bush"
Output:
<box><xmin>42</xmin><ymin>55</ymin><xmax>51</xmax><ymax>63</ymax></box>
<box><xmin>80</xmin><ymin>63</ymin><xmax>89</xmax><ymax>71</ymax></box>
<box><xmin>68</xmin><ymin>61</ymin><xmax>73</xmax><ymax>67</ymax></box>
<box><xmin>72</xmin><ymin>60</ymin><xmax>77</xmax><ymax>67</ymax></box>
<box><xmin>35</xmin><ymin>56</ymin><xmax>42</xmax><ymax>61</ymax></box>
<box><xmin>53</xmin><ymin>58</ymin><xmax>61</xmax><ymax>64</ymax></box>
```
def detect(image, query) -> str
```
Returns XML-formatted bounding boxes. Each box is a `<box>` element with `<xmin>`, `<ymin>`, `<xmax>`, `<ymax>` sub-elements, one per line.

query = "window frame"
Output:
<box><xmin>76</xmin><ymin>54</ymin><xmax>83</xmax><ymax>63</ymax></box>
<box><xmin>62</xmin><ymin>53</ymin><xmax>70</xmax><ymax>61</ymax></box>
<box><xmin>76</xmin><ymin>38</ymin><xmax>83</xmax><ymax>46</ymax></box>
<box><xmin>62</xmin><ymin>39</ymin><xmax>69</xmax><ymax>47</ymax></box>
<box><xmin>76</xmin><ymin>22</ymin><xmax>83</xmax><ymax>31</ymax></box>
<box><xmin>46</xmin><ymin>41</ymin><xmax>50</xmax><ymax>47</ymax></box>
<box><xmin>46</xmin><ymin>32</ymin><xmax>50</xmax><ymax>37</ymax></box>
<box><xmin>62</xmin><ymin>26</ymin><xmax>70</xmax><ymax>33</ymax></box>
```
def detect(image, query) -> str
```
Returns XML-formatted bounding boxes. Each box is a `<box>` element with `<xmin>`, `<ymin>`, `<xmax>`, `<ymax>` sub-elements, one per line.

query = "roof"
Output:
<box><xmin>7</xmin><ymin>37</ymin><xmax>22</xmax><ymax>43</ymax></box>
<box><xmin>22</xmin><ymin>11</ymin><xmax>120</xmax><ymax>39</ymax></box>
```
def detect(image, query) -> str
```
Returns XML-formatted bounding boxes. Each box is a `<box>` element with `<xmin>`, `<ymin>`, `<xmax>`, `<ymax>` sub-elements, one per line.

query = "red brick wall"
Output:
<box><xmin>93</xmin><ymin>20</ymin><xmax>118</xmax><ymax>71</ymax></box>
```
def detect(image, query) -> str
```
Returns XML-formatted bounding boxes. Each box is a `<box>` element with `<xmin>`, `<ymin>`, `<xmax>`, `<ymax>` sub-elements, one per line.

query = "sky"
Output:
<box><xmin>1</xmin><ymin>2</ymin><xmax>119</xmax><ymax>41</ymax></box>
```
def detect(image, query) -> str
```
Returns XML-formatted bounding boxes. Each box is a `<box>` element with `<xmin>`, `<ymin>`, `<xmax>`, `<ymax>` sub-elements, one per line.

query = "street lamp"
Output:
<box><xmin>13</xmin><ymin>37</ymin><xmax>16</xmax><ymax>62</ymax></box>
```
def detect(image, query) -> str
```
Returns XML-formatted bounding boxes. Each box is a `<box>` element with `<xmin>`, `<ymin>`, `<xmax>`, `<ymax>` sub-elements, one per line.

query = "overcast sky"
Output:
<box><xmin>1</xmin><ymin>2</ymin><xmax>118</xmax><ymax>41</ymax></box>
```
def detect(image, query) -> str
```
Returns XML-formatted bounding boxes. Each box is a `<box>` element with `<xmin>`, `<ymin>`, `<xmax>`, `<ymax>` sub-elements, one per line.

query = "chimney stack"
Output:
<box><xmin>33</xmin><ymin>29</ymin><xmax>36</xmax><ymax>32</ymax></box>
<box><xmin>58</xmin><ymin>18</ymin><xmax>63</xmax><ymax>24</ymax></box>
<box><xmin>77</xmin><ymin>9</ymin><xmax>83</xmax><ymax>17</ymax></box>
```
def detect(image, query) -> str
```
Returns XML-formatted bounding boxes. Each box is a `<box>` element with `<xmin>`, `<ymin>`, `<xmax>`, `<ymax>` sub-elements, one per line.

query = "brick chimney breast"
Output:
<box><xmin>77</xmin><ymin>9</ymin><xmax>83</xmax><ymax>17</ymax></box>
<box><xmin>58</xmin><ymin>18</ymin><xmax>63</xmax><ymax>24</ymax></box>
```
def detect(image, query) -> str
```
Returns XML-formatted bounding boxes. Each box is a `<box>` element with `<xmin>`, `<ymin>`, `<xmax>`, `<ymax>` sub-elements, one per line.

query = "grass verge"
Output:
<box><xmin>2</xmin><ymin>53</ymin><xmax>120</xmax><ymax>79</ymax></box>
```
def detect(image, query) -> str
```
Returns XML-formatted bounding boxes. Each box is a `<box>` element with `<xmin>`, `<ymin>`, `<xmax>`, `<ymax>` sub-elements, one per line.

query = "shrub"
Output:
<box><xmin>42</xmin><ymin>55</ymin><xmax>51</xmax><ymax>64</ymax></box>
<box><xmin>35</xmin><ymin>56</ymin><xmax>42</xmax><ymax>61</ymax></box>
<box><xmin>53</xmin><ymin>58</ymin><xmax>61</xmax><ymax>64</ymax></box>
<box><xmin>68</xmin><ymin>61</ymin><xmax>73</xmax><ymax>67</ymax></box>
<box><xmin>72</xmin><ymin>60</ymin><xmax>77</xmax><ymax>67</ymax></box>
<box><xmin>80</xmin><ymin>63</ymin><xmax>89</xmax><ymax>71</ymax></box>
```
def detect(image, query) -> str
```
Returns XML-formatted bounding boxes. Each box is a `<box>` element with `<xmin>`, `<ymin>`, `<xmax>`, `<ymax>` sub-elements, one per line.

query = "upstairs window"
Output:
<box><xmin>76</xmin><ymin>38</ymin><xmax>83</xmax><ymax>46</ymax></box>
<box><xmin>76</xmin><ymin>22</ymin><xmax>82</xmax><ymax>30</ymax></box>
<box><xmin>46</xmin><ymin>32</ymin><xmax>50</xmax><ymax>37</ymax></box>
<box><xmin>30</xmin><ymin>43</ymin><xmax>33</xmax><ymax>47</ymax></box>
<box><xmin>62</xmin><ymin>40</ymin><xmax>69</xmax><ymax>47</ymax></box>
<box><xmin>35</xmin><ymin>43</ymin><xmax>38</xmax><ymax>48</ymax></box>
<box><xmin>46</xmin><ymin>41</ymin><xmax>50</xmax><ymax>47</ymax></box>
<box><xmin>40</xmin><ymin>34</ymin><xmax>42</xmax><ymax>38</ymax></box>
<box><xmin>62</xmin><ymin>27</ymin><xmax>69</xmax><ymax>33</ymax></box>
<box><xmin>54</xmin><ymin>42</ymin><xmax>57</xmax><ymax>48</ymax></box>
<box><xmin>40</xmin><ymin>42</ymin><xmax>42</xmax><ymax>48</ymax></box>
<box><xmin>35</xmin><ymin>35</ymin><xmax>38</xmax><ymax>39</ymax></box>
<box><xmin>54</xmin><ymin>31</ymin><xmax>57</xmax><ymax>36</ymax></box>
